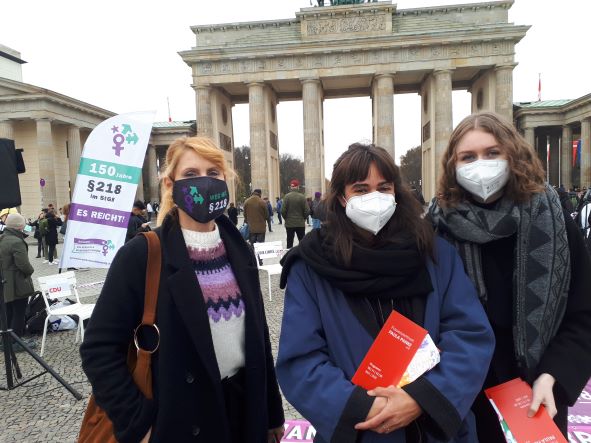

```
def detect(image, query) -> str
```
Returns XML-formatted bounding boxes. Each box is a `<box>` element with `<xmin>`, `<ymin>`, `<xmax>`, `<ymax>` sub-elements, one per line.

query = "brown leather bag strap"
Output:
<box><xmin>139</xmin><ymin>231</ymin><xmax>161</xmax><ymax>326</ymax></box>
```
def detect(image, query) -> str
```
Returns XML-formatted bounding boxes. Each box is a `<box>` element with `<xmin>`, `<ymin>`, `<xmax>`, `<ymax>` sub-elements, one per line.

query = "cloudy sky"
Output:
<box><xmin>2</xmin><ymin>0</ymin><xmax>589</xmax><ymax>177</ymax></box>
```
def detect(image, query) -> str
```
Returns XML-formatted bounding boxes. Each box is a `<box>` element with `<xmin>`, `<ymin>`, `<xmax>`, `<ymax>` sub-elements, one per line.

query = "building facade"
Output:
<box><xmin>514</xmin><ymin>95</ymin><xmax>591</xmax><ymax>190</ymax></box>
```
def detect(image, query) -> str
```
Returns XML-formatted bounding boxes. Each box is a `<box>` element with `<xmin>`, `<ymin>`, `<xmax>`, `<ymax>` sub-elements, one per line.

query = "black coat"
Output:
<box><xmin>471</xmin><ymin>208</ymin><xmax>591</xmax><ymax>438</ymax></box>
<box><xmin>126</xmin><ymin>213</ymin><xmax>149</xmax><ymax>243</ymax></box>
<box><xmin>80</xmin><ymin>215</ymin><xmax>284</xmax><ymax>443</ymax></box>
<box><xmin>45</xmin><ymin>215</ymin><xmax>62</xmax><ymax>246</ymax></box>
<box><xmin>227</xmin><ymin>206</ymin><xmax>238</xmax><ymax>225</ymax></box>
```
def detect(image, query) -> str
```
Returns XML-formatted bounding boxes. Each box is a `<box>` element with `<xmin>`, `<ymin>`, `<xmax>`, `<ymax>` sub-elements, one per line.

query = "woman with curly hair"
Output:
<box><xmin>428</xmin><ymin>111</ymin><xmax>591</xmax><ymax>441</ymax></box>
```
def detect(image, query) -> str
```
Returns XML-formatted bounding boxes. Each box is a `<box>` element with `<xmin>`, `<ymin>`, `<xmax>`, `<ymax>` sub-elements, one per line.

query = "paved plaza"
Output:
<box><xmin>0</xmin><ymin>216</ymin><xmax>308</xmax><ymax>442</ymax></box>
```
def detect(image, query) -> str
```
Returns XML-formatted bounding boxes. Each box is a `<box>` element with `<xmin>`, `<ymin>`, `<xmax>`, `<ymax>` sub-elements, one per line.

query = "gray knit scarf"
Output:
<box><xmin>429</xmin><ymin>185</ymin><xmax>570</xmax><ymax>373</ymax></box>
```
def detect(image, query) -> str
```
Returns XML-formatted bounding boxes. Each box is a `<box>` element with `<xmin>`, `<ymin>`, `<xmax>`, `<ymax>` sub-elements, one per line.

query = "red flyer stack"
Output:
<box><xmin>352</xmin><ymin>310</ymin><xmax>439</xmax><ymax>391</ymax></box>
<box><xmin>485</xmin><ymin>378</ymin><xmax>567</xmax><ymax>443</ymax></box>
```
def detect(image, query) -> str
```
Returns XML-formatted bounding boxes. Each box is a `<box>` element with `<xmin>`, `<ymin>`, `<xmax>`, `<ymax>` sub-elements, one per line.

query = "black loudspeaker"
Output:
<box><xmin>0</xmin><ymin>138</ymin><xmax>22</xmax><ymax>209</ymax></box>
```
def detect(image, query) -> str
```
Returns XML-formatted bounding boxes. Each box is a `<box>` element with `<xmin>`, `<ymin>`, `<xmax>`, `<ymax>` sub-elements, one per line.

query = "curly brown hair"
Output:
<box><xmin>437</xmin><ymin>112</ymin><xmax>546</xmax><ymax>207</ymax></box>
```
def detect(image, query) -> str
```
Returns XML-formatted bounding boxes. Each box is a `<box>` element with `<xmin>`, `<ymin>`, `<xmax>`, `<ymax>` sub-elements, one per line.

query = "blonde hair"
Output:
<box><xmin>156</xmin><ymin>136</ymin><xmax>234</xmax><ymax>225</ymax></box>
<box><xmin>437</xmin><ymin>112</ymin><xmax>546</xmax><ymax>207</ymax></box>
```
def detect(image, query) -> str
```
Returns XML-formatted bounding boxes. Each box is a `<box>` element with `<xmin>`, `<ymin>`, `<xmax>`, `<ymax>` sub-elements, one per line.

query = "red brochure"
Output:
<box><xmin>485</xmin><ymin>378</ymin><xmax>567</xmax><ymax>443</ymax></box>
<box><xmin>352</xmin><ymin>310</ymin><xmax>438</xmax><ymax>391</ymax></box>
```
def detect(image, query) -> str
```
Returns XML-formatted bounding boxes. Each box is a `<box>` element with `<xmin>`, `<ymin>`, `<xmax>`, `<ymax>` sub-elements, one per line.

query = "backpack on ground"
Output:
<box><xmin>26</xmin><ymin>291</ymin><xmax>52</xmax><ymax>334</ymax></box>
<box><xmin>25</xmin><ymin>292</ymin><xmax>78</xmax><ymax>334</ymax></box>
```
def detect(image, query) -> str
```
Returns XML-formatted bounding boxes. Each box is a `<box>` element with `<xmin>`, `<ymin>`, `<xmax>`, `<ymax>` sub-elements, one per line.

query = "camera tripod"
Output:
<box><xmin>0</xmin><ymin>263</ymin><xmax>81</xmax><ymax>399</ymax></box>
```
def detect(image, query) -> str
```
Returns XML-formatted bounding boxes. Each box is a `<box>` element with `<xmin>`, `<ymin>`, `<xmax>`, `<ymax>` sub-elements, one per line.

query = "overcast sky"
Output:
<box><xmin>2</xmin><ymin>0</ymin><xmax>589</xmax><ymax>178</ymax></box>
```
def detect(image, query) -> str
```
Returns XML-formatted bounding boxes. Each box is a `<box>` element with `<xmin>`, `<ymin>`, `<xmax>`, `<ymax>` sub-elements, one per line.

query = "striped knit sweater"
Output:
<box><xmin>182</xmin><ymin>226</ymin><xmax>245</xmax><ymax>379</ymax></box>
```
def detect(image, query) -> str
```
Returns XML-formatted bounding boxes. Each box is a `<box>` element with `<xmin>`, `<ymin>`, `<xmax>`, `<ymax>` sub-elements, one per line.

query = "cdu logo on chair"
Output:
<box><xmin>47</xmin><ymin>280</ymin><xmax>71</xmax><ymax>297</ymax></box>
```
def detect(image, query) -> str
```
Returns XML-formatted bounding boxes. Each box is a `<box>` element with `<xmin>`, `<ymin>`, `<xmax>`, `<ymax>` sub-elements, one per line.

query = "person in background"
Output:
<box><xmin>281</xmin><ymin>180</ymin><xmax>309</xmax><ymax>248</ymax></box>
<box><xmin>146</xmin><ymin>201</ymin><xmax>154</xmax><ymax>222</ymax></box>
<box><xmin>556</xmin><ymin>186</ymin><xmax>575</xmax><ymax>214</ymax></box>
<box><xmin>410</xmin><ymin>186</ymin><xmax>426</xmax><ymax>206</ymax></box>
<box><xmin>0</xmin><ymin>213</ymin><xmax>38</xmax><ymax>351</ymax></box>
<box><xmin>429</xmin><ymin>111</ymin><xmax>591</xmax><ymax>441</ymax></box>
<box><xmin>45</xmin><ymin>209</ymin><xmax>62</xmax><ymax>265</ymax></box>
<box><xmin>310</xmin><ymin>192</ymin><xmax>322</xmax><ymax>230</ymax></box>
<box><xmin>38</xmin><ymin>209</ymin><xmax>50</xmax><ymax>261</ymax></box>
<box><xmin>227</xmin><ymin>202</ymin><xmax>238</xmax><ymax>226</ymax></box>
<box><xmin>60</xmin><ymin>203</ymin><xmax>71</xmax><ymax>237</ymax></box>
<box><xmin>264</xmin><ymin>197</ymin><xmax>274</xmax><ymax>232</ymax></box>
<box><xmin>243</xmin><ymin>189</ymin><xmax>268</xmax><ymax>247</ymax></box>
<box><xmin>0</xmin><ymin>207</ymin><xmax>18</xmax><ymax>227</ymax></box>
<box><xmin>275</xmin><ymin>197</ymin><xmax>283</xmax><ymax>225</ymax></box>
<box><xmin>575</xmin><ymin>190</ymin><xmax>591</xmax><ymax>237</ymax></box>
<box><xmin>126</xmin><ymin>200</ymin><xmax>150</xmax><ymax>243</ymax></box>
<box><xmin>276</xmin><ymin>143</ymin><xmax>494</xmax><ymax>443</ymax></box>
<box><xmin>305</xmin><ymin>197</ymin><xmax>313</xmax><ymax>226</ymax></box>
<box><xmin>30</xmin><ymin>211</ymin><xmax>45</xmax><ymax>258</ymax></box>
<box><xmin>80</xmin><ymin>136</ymin><xmax>284</xmax><ymax>443</ymax></box>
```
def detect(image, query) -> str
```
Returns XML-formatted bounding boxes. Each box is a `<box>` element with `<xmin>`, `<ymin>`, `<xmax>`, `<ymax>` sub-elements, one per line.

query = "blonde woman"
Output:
<box><xmin>81</xmin><ymin>136</ymin><xmax>284</xmax><ymax>443</ymax></box>
<box><xmin>429</xmin><ymin>112</ymin><xmax>591</xmax><ymax>441</ymax></box>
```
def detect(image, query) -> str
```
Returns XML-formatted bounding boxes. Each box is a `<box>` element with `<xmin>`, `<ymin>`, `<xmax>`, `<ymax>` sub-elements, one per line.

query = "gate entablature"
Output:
<box><xmin>180</xmin><ymin>1</ymin><xmax>528</xmax><ymax>200</ymax></box>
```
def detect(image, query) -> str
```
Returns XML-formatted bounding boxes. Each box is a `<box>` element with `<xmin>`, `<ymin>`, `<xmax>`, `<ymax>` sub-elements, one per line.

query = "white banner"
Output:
<box><xmin>60</xmin><ymin>111</ymin><xmax>155</xmax><ymax>268</ymax></box>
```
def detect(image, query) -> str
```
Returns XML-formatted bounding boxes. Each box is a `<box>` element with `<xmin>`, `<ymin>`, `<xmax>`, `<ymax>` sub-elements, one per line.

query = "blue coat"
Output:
<box><xmin>276</xmin><ymin>237</ymin><xmax>495</xmax><ymax>443</ymax></box>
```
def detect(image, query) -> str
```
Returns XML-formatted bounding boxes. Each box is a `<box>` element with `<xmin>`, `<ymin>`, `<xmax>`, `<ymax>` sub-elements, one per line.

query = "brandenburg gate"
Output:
<box><xmin>180</xmin><ymin>0</ymin><xmax>527</xmax><ymax>200</ymax></box>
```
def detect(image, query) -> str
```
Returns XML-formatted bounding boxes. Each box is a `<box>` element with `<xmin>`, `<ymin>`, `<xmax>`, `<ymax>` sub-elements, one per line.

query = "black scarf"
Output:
<box><xmin>280</xmin><ymin>228</ymin><xmax>433</xmax><ymax>335</ymax></box>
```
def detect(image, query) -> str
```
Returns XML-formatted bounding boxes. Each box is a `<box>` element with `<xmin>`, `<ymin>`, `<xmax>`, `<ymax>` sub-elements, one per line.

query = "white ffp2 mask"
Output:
<box><xmin>456</xmin><ymin>159</ymin><xmax>510</xmax><ymax>202</ymax></box>
<box><xmin>345</xmin><ymin>191</ymin><xmax>396</xmax><ymax>235</ymax></box>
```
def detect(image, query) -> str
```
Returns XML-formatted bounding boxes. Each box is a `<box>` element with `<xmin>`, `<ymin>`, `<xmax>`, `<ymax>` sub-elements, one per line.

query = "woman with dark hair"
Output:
<box><xmin>45</xmin><ymin>209</ymin><xmax>62</xmax><ymax>265</ymax></box>
<box><xmin>276</xmin><ymin>143</ymin><xmax>495</xmax><ymax>442</ymax></box>
<box><xmin>428</xmin><ymin>111</ymin><xmax>591</xmax><ymax>441</ymax></box>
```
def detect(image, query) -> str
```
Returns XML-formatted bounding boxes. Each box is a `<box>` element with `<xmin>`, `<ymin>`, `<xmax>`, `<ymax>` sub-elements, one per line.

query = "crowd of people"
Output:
<box><xmin>1</xmin><ymin>110</ymin><xmax>590</xmax><ymax>442</ymax></box>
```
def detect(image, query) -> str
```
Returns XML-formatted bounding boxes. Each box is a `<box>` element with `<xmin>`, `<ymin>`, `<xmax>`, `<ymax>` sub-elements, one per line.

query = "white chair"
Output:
<box><xmin>37</xmin><ymin>271</ymin><xmax>95</xmax><ymax>356</ymax></box>
<box><xmin>253</xmin><ymin>241</ymin><xmax>284</xmax><ymax>301</ymax></box>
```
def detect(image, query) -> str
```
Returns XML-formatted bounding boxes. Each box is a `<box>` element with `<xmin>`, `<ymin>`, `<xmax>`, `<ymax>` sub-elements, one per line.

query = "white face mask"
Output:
<box><xmin>456</xmin><ymin>159</ymin><xmax>510</xmax><ymax>203</ymax></box>
<box><xmin>345</xmin><ymin>191</ymin><xmax>396</xmax><ymax>235</ymax></box>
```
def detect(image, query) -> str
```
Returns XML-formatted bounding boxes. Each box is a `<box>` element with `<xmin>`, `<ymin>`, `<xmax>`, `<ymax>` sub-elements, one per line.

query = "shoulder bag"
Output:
<box><xmin>78</xmin><ymin>231</ymin><xmax>161</xmax><ymax>443</ymax></box>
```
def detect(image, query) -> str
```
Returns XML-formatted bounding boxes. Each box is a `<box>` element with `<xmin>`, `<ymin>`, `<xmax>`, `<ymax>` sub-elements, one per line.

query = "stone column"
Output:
<box><xmin>434</xmin><ymin>70</ymin><xmax>453</xmax><ymax>179</ymax></box>
<box><xmin>524</xmin><ymin>127</ymin><xmax>535</xmax><ymax>148</ymax></box>
<box><xmin>372</xmin><ymin>74</ymin><xmax>395</xmax><ymax>158</ymax></box>
<box><xmin>248</xmin><ymin>82</ymin><xmax>268</xmax><ymax>196</ymax></box>
<box><xmin>36</xmin><ymin>118</ymin><xmax>57</xmax><ymax>209</ymax></box>
<box><xmin>0</xmin><ymin>120</ymin><xmax>14</xmax><ymax>139</ymax></box>
<box><xmin>495</xmin><ymin>64</ymin><xmax>515</xmax><ymax>121</ymax></box>
<box><xmin>302</xmin><ymin>78</ymin><xmax>324</xmax><ymax>197</ymax></box>
<box><xmin>136</xmin><ymin>174</ymin><xmax>145</xmax><ymax>202</ymax></box>
<box><xmin>561</xmin><ymin>126</ymin><xmax>573</xmax><ymax>189</ymax></box>
<box><xmin>582</xmin><ymin>119</ymin><xmax>591</xmax><ymax>187</ymax></box>
<box><xmin>195</xmin><ymin>84</ymin><xmax>213</xmax><ymax>138</ymax></box>
<box><xmin>147</xmin><ymin>145</ymin><xmax>160</xmax><ymax>202</ymax></box>
<box><xmin>67</xmin><ymin>126</ymin><xmax>82</xmax><ymax>194</ymax></box>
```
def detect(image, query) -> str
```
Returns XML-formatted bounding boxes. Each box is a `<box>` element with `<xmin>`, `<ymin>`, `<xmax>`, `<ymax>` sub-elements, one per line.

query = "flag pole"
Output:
<box><xmin>558</xmin><ymin>136</ymin><xmax>561</xmax><ymax>187</ymax></box>
<box><xmin>538</xmin><ymin>73</ymin><xmax>541</xmax><ymax>102</ymax></box>
<box><xmin>546</xmin><ymin>135</ymin><xmax>550</xmax><ymax>183</ymax></box>
<box><xmin>167</xmin><ymin>97</ymin><xmax>172</xmax><ymax>123</ymax></box>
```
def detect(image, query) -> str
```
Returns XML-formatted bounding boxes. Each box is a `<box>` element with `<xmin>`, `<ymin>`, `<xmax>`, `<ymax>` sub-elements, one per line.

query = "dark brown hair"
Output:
<box><xmin>324</xmin><ymin>143</ymin><xmax>434</xmax><ymax>266</ymax></box>
<box><xmin>437</xmin><ymin>112</ymin><xmax>546</xmax><ymax>207</ymax></box>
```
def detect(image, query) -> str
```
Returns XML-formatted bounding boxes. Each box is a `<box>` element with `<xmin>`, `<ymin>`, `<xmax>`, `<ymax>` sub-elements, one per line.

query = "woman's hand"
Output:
<box><xmin>267</xmin><ymin>425</ymin><xmax>284</xmax><ymax>443</ymax></box>
<box><xmin>355</xmin><ymin>386</ymin><xmax>422</xmax><ymax>434</ymax></box>
<box><xmin>365</xmin><ymin>396</ymin><xmax>387</xmax><ymax>421</ymax></box>
<box><xmin>140</xmin><ymin>428</ymin><xmax>152</xmax><ymax>443</ymax></box>
<box><xmin>528</xmin><ymin>373</ymin><xmax>557</xmax><ymax>418</ymax></box>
